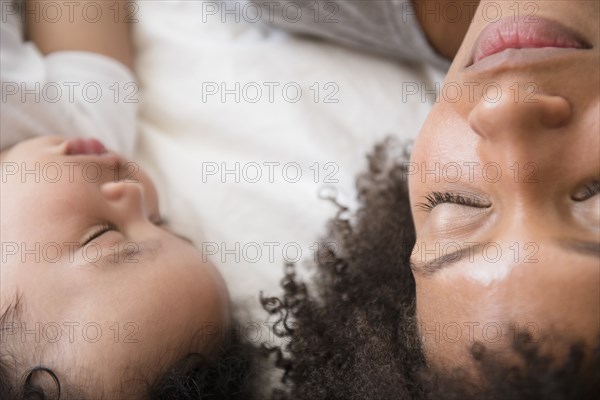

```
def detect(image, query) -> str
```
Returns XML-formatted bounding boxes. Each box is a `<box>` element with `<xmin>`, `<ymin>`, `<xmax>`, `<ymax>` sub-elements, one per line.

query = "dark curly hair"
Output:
<box><xmin>0</xmin><ymin>297</ymin><xmax>258</xmax><ymax>400</ymax></box>
<box><xmin>260</xmin><ymin>138</ymin><xmax>600</xmax><ymax>400</ymax></box>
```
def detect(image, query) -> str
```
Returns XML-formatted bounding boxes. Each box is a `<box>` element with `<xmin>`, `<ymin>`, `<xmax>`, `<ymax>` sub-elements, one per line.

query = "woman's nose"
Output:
<box><xmin>468</xmin><ymin>90</ymin><xmax>572</xmax><ymax>142</ymax></box>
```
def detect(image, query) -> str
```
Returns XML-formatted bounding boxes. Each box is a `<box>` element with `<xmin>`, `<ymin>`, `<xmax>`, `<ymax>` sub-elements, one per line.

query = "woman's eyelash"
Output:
<box><xmin>81</xmin><ymin>223</ymin><xmax>117</xmax><ymax>246</ymax></box>
<box><xmin>416</xmin><ymin>191</ymin><xmax>490</xmax><ymax>212</ymax></box>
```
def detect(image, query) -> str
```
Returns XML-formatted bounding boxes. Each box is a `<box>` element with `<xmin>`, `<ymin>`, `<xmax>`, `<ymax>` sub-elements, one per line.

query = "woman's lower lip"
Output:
<box><xmin>470</xmin><ymin>16</ymin><xmax>591</xmax><ymax>66</ymax></box>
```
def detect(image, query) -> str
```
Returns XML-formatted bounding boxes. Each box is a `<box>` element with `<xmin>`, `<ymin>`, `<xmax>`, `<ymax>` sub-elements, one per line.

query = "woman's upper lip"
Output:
<box><xmin>471</xmin><ymin>16</ymin><xmax>591</xmax><ymax>65</ymax></box>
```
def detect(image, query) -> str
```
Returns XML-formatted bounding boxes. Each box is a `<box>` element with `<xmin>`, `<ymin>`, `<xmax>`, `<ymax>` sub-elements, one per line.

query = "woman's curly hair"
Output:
<box><xmin>260</xmin><ymin>138</ymin><xmax>600</xmax><ymax>400</ymax></box>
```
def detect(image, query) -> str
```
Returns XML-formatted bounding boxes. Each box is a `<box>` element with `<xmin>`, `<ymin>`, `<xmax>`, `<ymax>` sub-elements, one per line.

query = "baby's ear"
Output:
<box><xmin>23</xmin><ymin>366</ymin><xmax>61</xmax><ymax>400</ymax></box>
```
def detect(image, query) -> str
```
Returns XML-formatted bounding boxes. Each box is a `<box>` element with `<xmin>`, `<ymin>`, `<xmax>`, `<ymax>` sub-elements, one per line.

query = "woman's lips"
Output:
<box><xmin>65</xmin><ymin>138</ymin><xmax>107</xmax><ymax>155</ymax></box>
<box><xmin>471</xmin><ymin>16</ymin><xmax>591</xmax><ymax>65</ymax></box>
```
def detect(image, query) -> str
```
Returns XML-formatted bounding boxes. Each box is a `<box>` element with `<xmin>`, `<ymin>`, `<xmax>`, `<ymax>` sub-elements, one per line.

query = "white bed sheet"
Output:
<box><xmin>133</xmin><ymin>0</ymin><xmax>444</xmax><ymax>364</ymax></box>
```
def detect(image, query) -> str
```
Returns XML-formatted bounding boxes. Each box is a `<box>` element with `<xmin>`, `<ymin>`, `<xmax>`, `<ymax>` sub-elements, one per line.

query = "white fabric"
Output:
<box><xmin>133</xmin><ymin>0</ymin><xmax>445</xmax><ymax>350</ymax></box>
<box><xmin>0</xmin><ymin>0</ymin><xmax>138</xmax><ymax>156</ymax></box>
<box><xmin>250</xmin><ymin>0</ymin><xmax>452</xmax><ymax>70</ymax></box>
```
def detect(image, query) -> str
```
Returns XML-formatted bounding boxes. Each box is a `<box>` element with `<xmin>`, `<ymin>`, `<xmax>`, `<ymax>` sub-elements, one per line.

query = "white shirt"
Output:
<box><xmin>0</xmin><ymin>0</ymin><xmax>138</xmax><ymax>156</ymax></box>
<box><xmin>250</xmin><ymin>0</ymin><xmax>451</xmax><ymax>70</ymax></box>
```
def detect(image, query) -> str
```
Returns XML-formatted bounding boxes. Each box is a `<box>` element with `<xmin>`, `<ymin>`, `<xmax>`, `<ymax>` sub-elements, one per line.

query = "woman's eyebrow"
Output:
<box><xmin>411</xmin><ymin>243</ymin><xmax>484</xmax><ymax>276</ymax></box>
<box><xmin>411</xmin><ymin>239</ymin><xmax>600</xmax><ymax>276</ymax></box>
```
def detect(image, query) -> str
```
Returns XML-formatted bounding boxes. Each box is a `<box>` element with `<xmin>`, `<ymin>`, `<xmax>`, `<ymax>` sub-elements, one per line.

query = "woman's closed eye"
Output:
<box><xmin>415</xmin><ymin>191</ymin><xmax>493</xmax><ymax>238</ymax></box>
<box><xmin>416</xmin><ymin>191</ymin><xmax>491</xmax><ymax>212</ymax></box>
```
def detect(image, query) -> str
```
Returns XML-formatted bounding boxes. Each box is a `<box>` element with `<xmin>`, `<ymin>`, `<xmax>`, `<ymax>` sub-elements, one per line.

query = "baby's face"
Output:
<box><xmin>0</xmin><ymin>136</ymin><xmax>230</xmax><ymax>394</ymax></box>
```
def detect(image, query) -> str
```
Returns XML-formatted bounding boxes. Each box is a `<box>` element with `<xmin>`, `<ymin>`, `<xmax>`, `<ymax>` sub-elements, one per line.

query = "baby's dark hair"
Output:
<box><xmin>0</xmin><ymin>298</ymin><xmax>257</xmax><ymax>400</ymax></box>
<box><xmin>260</xmin><ymin>137</ymin><xmax>600</xmax><ymax>399</ymax></box>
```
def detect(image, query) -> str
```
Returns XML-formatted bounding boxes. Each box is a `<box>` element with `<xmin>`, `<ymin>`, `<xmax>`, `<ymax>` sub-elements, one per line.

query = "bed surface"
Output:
<box><xmin>133</xmin><ymin>0</ymin><xmax>443</xmax><ymax>378</ymax></box>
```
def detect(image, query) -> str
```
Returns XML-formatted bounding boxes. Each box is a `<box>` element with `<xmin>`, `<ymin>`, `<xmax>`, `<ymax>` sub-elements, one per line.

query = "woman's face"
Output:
<box><xmin>409</xmin><ymin>0</ymin><xmax>599</xmax><ymax>369</ymax></box>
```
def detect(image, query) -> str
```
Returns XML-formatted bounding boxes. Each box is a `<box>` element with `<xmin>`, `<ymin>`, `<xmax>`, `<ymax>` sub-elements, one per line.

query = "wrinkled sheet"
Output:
<box><xmin>133</xmin><ymin>0</ymin><xmax>443</xmax><ymax>375</ymax></box>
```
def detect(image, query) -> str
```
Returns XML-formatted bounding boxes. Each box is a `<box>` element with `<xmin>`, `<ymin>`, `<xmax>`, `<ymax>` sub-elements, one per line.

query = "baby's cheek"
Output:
<box><xmin>135</xmin><ymin>168</ymin><xmax>161</xmax><ymax>216</ymax></box>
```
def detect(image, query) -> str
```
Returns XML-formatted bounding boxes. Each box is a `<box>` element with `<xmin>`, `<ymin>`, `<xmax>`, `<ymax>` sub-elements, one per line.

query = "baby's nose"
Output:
<box><xmin>101</xmin><ymin>180</ymin><xmax>146</xmax><ymax>218</ymax></box>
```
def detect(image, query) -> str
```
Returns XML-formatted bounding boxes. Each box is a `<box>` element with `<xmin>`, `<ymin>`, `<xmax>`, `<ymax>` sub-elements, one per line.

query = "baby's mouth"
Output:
<box><xmin>65</xmin><ymin>138</ymin><xmax>107</xmax><ymax>155</ymax></box>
